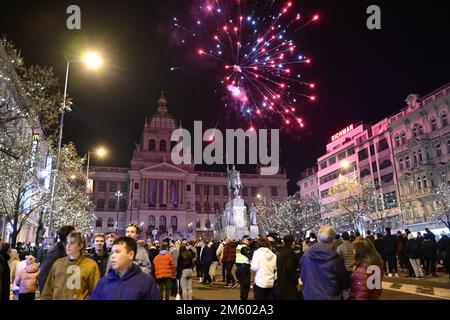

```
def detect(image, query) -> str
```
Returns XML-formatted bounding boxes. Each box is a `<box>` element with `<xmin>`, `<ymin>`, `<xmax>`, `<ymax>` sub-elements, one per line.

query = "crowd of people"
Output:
<box><xmin>0</xmin><ymin>224</ymin><xmax>449</xmax><ymax>301</ymax></box>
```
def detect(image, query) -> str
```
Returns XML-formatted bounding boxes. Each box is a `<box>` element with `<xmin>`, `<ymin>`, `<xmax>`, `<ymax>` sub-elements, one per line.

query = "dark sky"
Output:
<box><xmin>1</xmin><ymin>0</ymin><xmax>449</xmax><ymax>195</ymax></box>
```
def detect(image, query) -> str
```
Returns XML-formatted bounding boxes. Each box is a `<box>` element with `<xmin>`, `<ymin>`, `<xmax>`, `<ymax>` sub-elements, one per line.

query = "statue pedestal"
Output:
<box><xmin>233</xmin><ymin>205</ymin><xmax>247</xmax><ymax>227</ymax></box>
<box><xmin>223</xmin><ymin>226</ymin><xmax>249</xmax><ymax>241</ymax></box>
<box><xmin>250</xmin><ymin>225</ymin><xmax>259</xmax><ymax>239</ymax></box>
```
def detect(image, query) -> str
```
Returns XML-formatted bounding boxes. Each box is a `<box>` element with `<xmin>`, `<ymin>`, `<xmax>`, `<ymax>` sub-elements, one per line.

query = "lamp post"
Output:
<box><xmin>47</xmin><ymin>52</ymin><xmax>103</xmax><ymax>241</ymax></box>
<box><xmin>115</xmin><ymin>190</ymin><xmax>123</xmax><ymax>233</ymax></box>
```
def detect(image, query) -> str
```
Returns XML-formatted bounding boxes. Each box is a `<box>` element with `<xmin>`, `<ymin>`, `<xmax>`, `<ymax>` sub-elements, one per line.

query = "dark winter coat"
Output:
<box><xmin>374</xmin><ymin>238</ymin><xmax>384</xmax><ymax>257</ymax></box>
<box><xmin>382</xmin><ymin>234</ymin><xmax>397</xmax><ymax>253</ymax></box>
<box><xmin>277</xmin><ymin>246</ymin><xmax>299</xmax><ymax>300</ymax></box>
<box><xmin>0</xmin><ymin>251</ymin><xmax>11</xmax><ymax>300</ymax></box>
<box><xmin>90</xmin><ymin>263</ymin><xmax>160</xmax><ymax>300</ymax></box>
<box><xmin>38</xmin><ymin>242</ymin><xmax>66</xmax><ymax>290</ymax></box>
<box><xmin>300</xmin><ymin>242</ymin><xmax>350</xmax><ymax>300</ymax></box>
<box><xmin>405</xmin><ymin>239</ymin><xmax>421</xmax><ymax>260</ymax></box>
<box><xmin>210</xmin><ymin>242</ymin><xmax>219</xmax><ymax>262</ymax></box>
<box><xmin>176</xmin><ymin>246</ymin><xmax>196</xmax><ymax>278</ymax></box>
<box><xmin>421</xmin><ymin>239</ymin><xmax>437</xmax><ymax>259</ymax></box>
<box><xmin>200</xmin><ymin>246</ymin><xmax>212</xmax><ymax>265</ymax></box>
<box><xmin>88</xmin><ymin>251</ymin><xmax>110</xmax><ymax>277</ymax></box>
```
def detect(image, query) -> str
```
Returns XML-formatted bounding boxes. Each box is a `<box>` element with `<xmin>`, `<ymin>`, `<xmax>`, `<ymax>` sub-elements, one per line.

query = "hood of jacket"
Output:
<box><xmin>107</xmin><ymin>263</ymin><xmax>142</xmax><ymax>282</ymax></box>
<box><xmin>25</xmin><ymin>262</ymin><xmax>39</xmax><ymax>273</ymax></box>
<box><xmin>159</xmin><ymin>250</ymin><xmax>168</xmax><ymax>255</ymax></box>
<box><xmin>258</xmin><ymin>247</ymin><xmax>276</xmax><ymax>261</ymax></box>
<box><xmin>306</xmin><ymin>242</ymin><xmax>338</xmax><ymax>262</ymax></box>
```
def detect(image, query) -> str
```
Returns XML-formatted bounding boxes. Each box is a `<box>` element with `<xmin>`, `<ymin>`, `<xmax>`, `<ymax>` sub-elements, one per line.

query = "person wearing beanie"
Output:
<box><xmin>405</xmin><ymin>233</ymin><xmax>424</xmax><ymax>279</ymax></box>
<box><xmin>15</xmin><ymin>255</ymin><xmax>40</xmax><ymax>300</ymax></box>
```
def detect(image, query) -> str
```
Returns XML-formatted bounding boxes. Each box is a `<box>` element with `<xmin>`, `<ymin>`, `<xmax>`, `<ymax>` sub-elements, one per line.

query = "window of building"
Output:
<box><xmin>347</xmin><ymin>146</ymin><xmax>355</xmax><ymax>156</ymax></box>
<box><xmin>98</xmin><ymin>181</ymin><xmax>107</xmax><ymax>192</ymax></box>
<box><xmin>304</xmin><ymin>182</ymin><xmax>308</xmax><ymax>188</ymax></box>
<box><xmin>384</xmin><ymin>191</ymin><xmax>397</xmax><ymax>209</ymax></box>
<box><xmin>423</xmin><ymin>176</ymin><xmax>428</xmax><ymax>189</ymax></box>
<box><xmin>399</xmin><ymin>158</ymin><xmax>404</xmax><ymax>170</ymax></box>
<box><xmin>109</xmin><ymin>182</ymin><xmax>117</xmax><ymax>192</ymax></box>
<box><xmin>320</xmin><ymin>189</ymin><xmax>329</xmax><ymax>198</ymax></box>
<box><xmin>328</xmin><ymin>157</ymin><xmax>336</xmax><ymax>165</ymax></box>
<box><xmin>212</xmin><ymin>185</ymin><xmax>219</xmax><ymax>195</ymax></box>
<box><xmin>372</xmin><ymin>161</ymin><xmax>378</xmax><ymax>172</ymax></box>
<box><xmin>360</xmin><ymin>168</ymin><xmax>371</xmax><ymax>178</ymax></box>
<box><xmin>170</xmin><ymin>141</ymin><xmax>176</xmax><ymax>151</ymax></box>
<box><xmin>405</xmin><ymin>157</ymin><xmax>410</xmax><ymax>168</ymax></box>
<box><xmin>159</xmin><ymin>140</ymin><xmax>167</xmax><ymax>151</ymax></box>
<box><xmin>223</xmin><ymin>186</ymin><xmax>228</xmax><ymax>196</ymax></box>
<box><xmin>134</xmin><ymin>182</ymin><xmax>139</xmax><ymax>189</ymax></box>
<box><xmin>413</xmin><ymin>152</ymin><xmax>417</xmax><ymax>164</ymax></box>
<box><xmin>442</xmin><ymin>113</ymin><xmax>448</xmax><ymax>126</ymax></box>
<box><xmin>374</xmin><ymin>178</ymin><xmax>380</xmax><ymax>190</ymax></box>
<box><xmin>108</xmin><ymin>198</ymin><xmax>116</xmax><ymax>210</ymax></box>
<box><xmin>369</xmin><ymin>144</ymin><xmax>375</xmax><ymax>156</ymax></box>
<box><xmin>203</xmin><ymin>185</ymin><xmax>210</xmax><ymax>195</ymax></box>
<box><xmin>395</xmin><ymin>135</ymin><xmax>400</xmax><ymax>147</ymax></box>
<box><xmin>97</xmin><ymin>198</ymin><xmax>105</xmax><ymax>210</ymax></box>
<box><xmin>381</xmin><ymin>173</ymin><xmax>394</xmax><ymax>184</ymax></box>
<box><xmin>441</xmin><ymin>172</ymin><xmax>447</xmax><ymax>183</ymax></box>
<box><xmin>418</xmin><ymin>149</ymin><xmax>423</xmax><ymax>162</ymax></box>
<box><xmin>379</xmin><ymin>159</ymin><xmax>392</xmax><ymax>170</ymax></box>
<box><xmin>195</xmin><ymin>184</ymin><xmax>201</xmax><ymax>195</ymax></box>
<box><xmin>271</xmin><ymin>186</ymin><xmax>278</xmax><ymax>197</ymax></box>
<box><xmin>338</xmin><ymin>152</ymin><xmax>346</xmax><ymax>160</ymax></box>
<box><xmin>431</xmin><ymin>119</ymin><xmax>437</xmax><ymax>132</ymax></box>
<box><xmin>149</xmin><ymin>139</ymin><xmax>156</xmax><ymax>151</ymax></box>
<box><xmin>417</xmin><ymin>177</ymin><xmax>422</xmax><ymax>190</ymax></box>
<box><xmin>251</xmin><ymin>187</ymin><xmax>257</xmax><ymax>197</ymax></box>
<box><xmin>196</xmin><ymin>219</ymin><xmax>201</xmax><ymax>229</ymax></box>
<box><xmin>358</xmin><ymin>148</ymin><xmax>369</xmax><ymax>161</ymax></box>
<box><xmin>159</xmin><ymin>215</ymin><xmax>167</xmax><ymax>232</ymax></box>
<box><xmin>107</xmin><ymin>217</ymin><xmax>115</xmax><ymax>229</ymax></box>
<box><xmin>186</xmin><ymin>184</ymin><xmax>191</xmax><ymax>192</ymax></box>
<box><xmin>320</xmin><ymin>161</ymin><xmax>327</xmax><ymax>170</ymax></box>
<box><xmin>148</xmin><ymin>215</ymin><xmax>155</xmax><ymax>230</ymax></box>
<box><xmin>120</xmin><ymin>182</ymin><xmax>128</xmax><ymax>192</ymax></box>
<box><xmin>133</xmin><ymin>199</ymin><xmax>139</xmax><ymax>208</ymax></box>
<box><xmin>401</xmin><ymin>132</ymin><xmax>406</xmax><ymax>144</ymax></box>
<box><xmin>436</xmin><ymin>144</ymin><xmax>442</xmax><ymax>157</ymax></box>
<box><xmin>214</xmin><ymin>202</ymin><xmax>220</xmax><ymax>212</ymax></box>
<box><xmin>171</xmin><ymin>216</ymin><xmax>178</xmax><ymax>231</ymax></box>
<box><xmin>195</xmin><ymin>201</ymin><xmax>201</xmax><ymax>212</ymax></box>
<box><xmin>412</xmin><ymin>126</ymin><xmax>418</xmax><ymax>137</ymax></box>
<box><xmin>377</xmin><ymin>139</ymin><xmax>389</xmax><ymax>152</ymax></box>
<box><xmin>418</xmin><ymin>125</ymin><xmax>424</xmax><ymax>135</ymax></box>
<box><xmin>119</xmin><ymin>199</ymin><xmax>127</xmax><ymax>211</ymax></box>
<box><xmin>95</xmin><ymin>217</ymin><xmax>102</xmax><ymax>228</ymax></box>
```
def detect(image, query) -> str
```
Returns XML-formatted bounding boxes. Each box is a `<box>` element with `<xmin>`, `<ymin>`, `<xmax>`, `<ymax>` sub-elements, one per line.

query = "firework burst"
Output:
<box><xmin>172</xmin><ymin>0</ymin><xmax>319</xmax><ymax>130</ymax></box>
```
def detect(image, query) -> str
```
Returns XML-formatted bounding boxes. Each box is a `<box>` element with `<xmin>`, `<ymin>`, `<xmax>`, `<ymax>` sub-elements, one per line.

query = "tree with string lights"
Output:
<box><xmin>256</xmin><ymin>194</ymin><xmax>322</xmax><ymax>239</ymax></box>
<box><xmin>431</xmin><ymin>182</ymin><xmax>450</xmax><ymax>231</ymax></box>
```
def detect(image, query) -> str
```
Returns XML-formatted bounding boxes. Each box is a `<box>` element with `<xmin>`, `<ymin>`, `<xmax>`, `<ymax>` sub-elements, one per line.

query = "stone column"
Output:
<box><xmin>143</xmin><ymin>178</ymin><xmax>147</xmax><ymax>204</ymax></box>
<box><xmin>156</xmin><ymin>179</ymin><xmax>160</xmax><ymax>207</ymax></box>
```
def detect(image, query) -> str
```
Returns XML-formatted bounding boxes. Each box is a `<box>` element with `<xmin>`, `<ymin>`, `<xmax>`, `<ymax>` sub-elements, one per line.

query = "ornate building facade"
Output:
<box><xmin>89</xmin><ymin>94</ymin><xmax>288</xmax><ymax>240</ymax></box>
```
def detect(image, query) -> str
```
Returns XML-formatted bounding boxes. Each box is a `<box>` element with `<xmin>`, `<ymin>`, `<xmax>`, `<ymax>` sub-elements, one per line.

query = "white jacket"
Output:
<box><xmin>250</xmin><ymin>248</ymin><xmax>277</xmax><ymax>288</ymax></box>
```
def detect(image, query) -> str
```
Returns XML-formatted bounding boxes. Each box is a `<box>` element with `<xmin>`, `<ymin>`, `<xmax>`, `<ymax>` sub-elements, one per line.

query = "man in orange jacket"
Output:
<box><xmin>153</xmin><ymin>243</ymin><xmax>176</xmax><ymax>300</ymax></box>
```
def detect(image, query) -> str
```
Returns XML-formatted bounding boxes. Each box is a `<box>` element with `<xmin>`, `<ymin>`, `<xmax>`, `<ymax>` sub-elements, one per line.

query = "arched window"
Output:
<box><xmin>149</xmin><ymin>139</ymin><xmax>156</xmax><ymax>151</ymax></box>
<box><xmin>399</xmin><ymin>159</ymin><xmax>404</xmax><ymax>170</ymax></box>
<box><xmin>107</xmin><ymin>217</ymin><xmax>115</xmax><ymax>228</ymax></box>
<box><xmin>436</xmin><ymin>144</ymin><xmax>442</xmax><ymax>157</ymax></box>
<box><xmin>442</xmin><ymin>113</ymin><xmax>448</xmax><ymax>126</ymax></box>
<box><xmin>171</xmin><ymin>216</ymin><xmax>178</xmax><ymax>231</ymax></box>
<box><xmin>108</xmin><ymin>198</ymin><xmax>116</xmax><ymax>210</ymax></box>
<box><xmin>97</xmin><ymin>199</ymin><xmax>105</xmax><ymax>210</ymax></box>
<box><xmin>412</xmin><ymin>126</ymin><xmax>418</xmax><ymax>137</ymax></box>
<box><xmin>431</xmin><ymin>118</ymin><xmax>437</xmax><ymax>131</ymax></box>
<box><xmin>159</xmin><ymin>215</ymin><xmax>167</xmax><ymax>231</ymax></box>
<box><xmin>417</xmin><ymin>177</ymin><xmax>422</xmax><ymax>190</ymax></box>
<box><xmin>119</xmin><ymin>199</ymin><xmax>127</xmax><ymax>211</ymax></box>
<box><xmin>205</xmin><ymin>218</ymin><xmax>211</xmax><ymax>229</ymax></box>
<box><xmin>195</xmin><ymin>201</ymin><xmax>201</xmax><ymax>212</ymax></box>
<box><xmin>413</xmin><ymin>152</ymin><xmax>417</xmax><ymax>164</ymax></box>
<box><xmin>160</xmin><ymin>140</ymin><xmax>167</xmax><ymax>151</ymax></box>
<box><xmin>401</xmin><ymin>132</ymin><xmax>406</xmax><ymax>144</ymax></box>
<box><xmin>395</xmin><ymin>135</ymin><xmax>400</xmax><ymax>147</ymax></box>
<box><xmin>148</xmin><ymin>215</ymin><xmax>155</xmax><ymax>230</ymax></box>
<box><xmin>423</xmin><ymin>176</ymin><xmax>428</xmax><ymax>189</ymax></box>
<box><xmin>379</xmin><ymin>159</ymin><xmax>392</xmax><ymax>170</ymax></box>
<box><xmin>418</xmin><ymin>125</ymin><xmax>424</xmax><ymax>135</ymax></box>
<box><xmin>95</xmin><ymin>217</ymin><xmax>103</xmax><ymax>228</ymax></box>
<box><xmin>196</xmin><ymin>218</ymin><xmax>201</xmax><ymax>229</ymax></box>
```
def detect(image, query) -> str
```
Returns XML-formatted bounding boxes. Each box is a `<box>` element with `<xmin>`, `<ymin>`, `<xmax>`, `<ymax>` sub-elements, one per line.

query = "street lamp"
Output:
<box><xmin>86</xmin><ymin>146</ymin><xmax>108</xmax><ymax>180</ymax></box>
<box><xmin>47</xmin><ymin>51</ymin><xmax>103</xmax><ymax>241</ymax></box>
<box><xmin>115</xmin><ymin>190</ymin><xmax>123</xmax><ymax>233</ymax></box>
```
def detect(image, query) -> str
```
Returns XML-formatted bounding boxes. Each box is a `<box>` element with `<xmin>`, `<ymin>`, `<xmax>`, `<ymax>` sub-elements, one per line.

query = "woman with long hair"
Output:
<box><xmin>350</xmin><ymin>237</ymin><xmax>384</xmax><ymax>300</ymax></box>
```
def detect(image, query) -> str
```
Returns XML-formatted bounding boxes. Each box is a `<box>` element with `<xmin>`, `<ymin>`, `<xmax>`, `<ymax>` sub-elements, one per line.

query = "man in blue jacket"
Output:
<box><xmin>90</xmin><ymin>237</ymin><xmax>160</xmax><ymax>300</ymax></box>
<box><xmin>300</xmin><ymin>226</ymin><xmax>350</xmax><ymax>300</ymax></box>
<box><xmin>199</xmin><ymin>240</ymin><xmax>213</xmax><ymax>285</ymax></box>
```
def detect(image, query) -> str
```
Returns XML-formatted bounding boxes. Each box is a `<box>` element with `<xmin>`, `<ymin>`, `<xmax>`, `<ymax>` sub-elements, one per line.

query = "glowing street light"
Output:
<box><xmin>82</xmin><ymin>51</ymin><xmax>103</xmax><ymax>69</ymax></box>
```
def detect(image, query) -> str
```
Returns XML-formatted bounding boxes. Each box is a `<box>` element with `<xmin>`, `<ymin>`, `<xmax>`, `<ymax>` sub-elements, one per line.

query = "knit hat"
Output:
<box><xmin>407</xmin><ymin>233</ymin><xmax>414</xmax><ymax>240</ymax></box>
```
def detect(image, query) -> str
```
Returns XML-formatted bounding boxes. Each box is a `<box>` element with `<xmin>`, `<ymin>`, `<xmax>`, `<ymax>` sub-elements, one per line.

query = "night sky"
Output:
<box><xmin>1</xmin><ymin>0</ymin><xmax>449</xmax><ymax>195</ymax></box>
